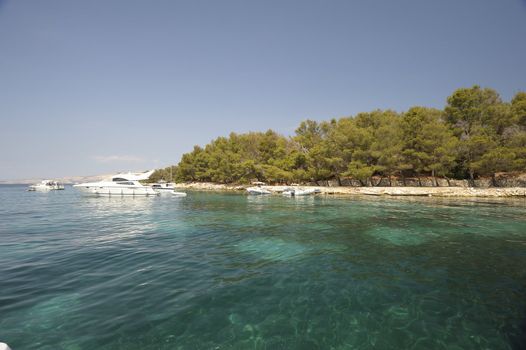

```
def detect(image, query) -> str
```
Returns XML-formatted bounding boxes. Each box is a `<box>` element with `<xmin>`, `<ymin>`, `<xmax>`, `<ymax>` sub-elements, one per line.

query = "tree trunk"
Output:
<box><xmin>389</xmin><ymin>175</ymin><xmax>392</xmax><ymax>187</ymax></box>
<box><xmin>431</xmin><ymin>170</ymin><xmax>438</xmax><ymax>187</ymax></box>
<box><xmin>469</xmin><ymin>170</ymin><xmax>475</xmax><ymax>187</ymax></box>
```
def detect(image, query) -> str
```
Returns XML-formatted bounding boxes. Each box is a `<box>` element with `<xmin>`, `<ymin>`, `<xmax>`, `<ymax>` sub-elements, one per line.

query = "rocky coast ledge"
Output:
<box><xmin>174</xmin><ymin>182</ymin><xmax>526</xmax><ymax>198</ymax></box>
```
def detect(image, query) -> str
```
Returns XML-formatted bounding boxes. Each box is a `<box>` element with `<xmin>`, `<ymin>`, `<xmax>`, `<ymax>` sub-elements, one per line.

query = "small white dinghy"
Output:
<box><xmin>247</xmin><ymin>181</ymin><xmax>272</xmax><ymax>195</ymax></box>
<box><xmin>282</xmin><ymin>188</ymin><xmax>321</xmax><ymax>196</ymax></box>
<box><xmin>246</xmin><ymin>181</ymin><xmax>271</xmax><ymax>195</ymax></box>
<box><xmin>246</xmin><ymin>187</ymin><xmax>271</xmax><ymax>195</ymax></box>
<box><xmin>170</xmin><ymin>191</ymin><xmax>187</xmax><ymax>197</ymax></box>
<box><xmin>151</xmin><ymin>182</ymin><xmax>176</xmax><ymax>194</ymax></box>
<box><xmin>150</xmin><ymin>181</ymin><xmax>187</xmax><ymax>197</ymax></box>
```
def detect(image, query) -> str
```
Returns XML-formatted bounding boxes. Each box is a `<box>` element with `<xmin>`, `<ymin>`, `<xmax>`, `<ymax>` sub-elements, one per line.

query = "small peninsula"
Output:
<box><xmin>151</xmin><ymin>86</ymin><xmax>526</xmax><ymax>196</ymax></box>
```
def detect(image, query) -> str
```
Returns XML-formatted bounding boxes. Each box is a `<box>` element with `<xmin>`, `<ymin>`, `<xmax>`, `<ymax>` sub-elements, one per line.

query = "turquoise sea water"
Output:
<box><xmin>0</xmin><ymin>185</ymin><xmax>525</xmax><ymax>349</ymax></box>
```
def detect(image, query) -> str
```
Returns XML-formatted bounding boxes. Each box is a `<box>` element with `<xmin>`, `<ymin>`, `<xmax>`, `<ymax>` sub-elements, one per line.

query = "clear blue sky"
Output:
<box><xmin>1</xmin><ymin>0</ymin><xmax>525</xmax><ymax>180</ymax></box>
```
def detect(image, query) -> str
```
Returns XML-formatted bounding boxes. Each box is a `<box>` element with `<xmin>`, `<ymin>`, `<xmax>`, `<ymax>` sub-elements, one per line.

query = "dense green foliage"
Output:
<box><xmin>152</xmin><ymin>86</ymin><xmax>526</xmax><ymax>184</ymax></box>
<box><xmin>148</xmin><ymin>166</ymin><xmax>177</xmax><ymax>183</ymax></box>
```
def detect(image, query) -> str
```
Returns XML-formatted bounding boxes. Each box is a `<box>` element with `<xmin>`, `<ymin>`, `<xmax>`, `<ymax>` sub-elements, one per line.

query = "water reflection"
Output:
<box><xmin>80</xmin><ymin>195</ymin><xmax>156</xmax><ymax>216</ymax></box>
<box><xmin>68</xmin><ymin>196</ymin><xmax>160</xmax><ymax>245</ymax></box>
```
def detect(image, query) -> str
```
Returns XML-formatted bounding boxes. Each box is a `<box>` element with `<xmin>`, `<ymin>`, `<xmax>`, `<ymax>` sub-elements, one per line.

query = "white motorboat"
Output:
<box><xmin>151</xmin><ymin>181</ymin><xmax>187</xmax><ymax>197</ymax></box>
<box><xmin>73</xmin><ymin>170</ymin><xmax>158</xmax><ymax>196</ymax></box>
<box><xmin>28</xmin><ymin>180</ymin><xmax>65</xmax><ymax>191</ymax></box>
<box><xmin>170</xmin><ymin>191</ymin><xmax>187</xmax><ymax>197</ymax></box>
<box><xmin>282</xmin><ymin>188</ymin><xmax>321</xmax><ymax>196</ymax></box>
<box><xmin>151</xmin><ymin>181</ymin><xmax>176</xmax><ymax>193</ymax></box>
<box><xmin>246</xmin><ymin>187</ymin><xmax>271</xmax><ymax>195</ymax></box>
<box><xmin>246</xmin><ymin>182</ymin><xmax>271</xmax><ymax>195</ymax></box>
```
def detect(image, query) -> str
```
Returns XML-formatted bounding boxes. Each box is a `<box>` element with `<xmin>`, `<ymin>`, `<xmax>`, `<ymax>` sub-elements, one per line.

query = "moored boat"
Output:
<box><xmin>246</xmin><ymin>187</ymin><xmax>272</xmax><ymax>195</ymax></box>
<box><xmin>282</xmin><ymin>188</ymin><xmax>321</xmax><ymax>196</ymax></box>
<box><xmin>151</xmin><ymin>181</ymin><xmax>187</xmax><ymax>197</ymax></box>
<box><xmin>28</xmin><ymin>180</ymin><xmax>65</xmax><ymax>191</ymax></box>
<box><xmin>151</xmin><ymin>182</ymin><xmax>175</xmax><ymax>192</ymax></box>
<box><xmin>73</xmin><ymin>170</ymin><xmax>158</xmax><ymax>196</ymax></box>
<box><xmin>170</xmin><ymin>191</ymin><xmax>187</xmax><ymax>197</ymax></box>
<box><xmin>246</xmin><ymin>182</ymin><xmax>271</xmax><ymax>195</ymax></box>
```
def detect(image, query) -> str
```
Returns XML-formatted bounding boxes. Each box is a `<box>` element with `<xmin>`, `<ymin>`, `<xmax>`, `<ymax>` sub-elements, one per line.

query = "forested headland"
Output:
<box><xmin>151</xmin><ymin>86</ymin><xmax>526</xmax><ymax>186</ymax></box>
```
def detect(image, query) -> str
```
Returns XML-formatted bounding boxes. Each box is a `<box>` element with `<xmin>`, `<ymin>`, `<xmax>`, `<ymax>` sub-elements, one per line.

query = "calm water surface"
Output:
<box><xmin>0</xmin><ymin>185</ymin><xmax>525</xmax><ymax>349</ymax></box>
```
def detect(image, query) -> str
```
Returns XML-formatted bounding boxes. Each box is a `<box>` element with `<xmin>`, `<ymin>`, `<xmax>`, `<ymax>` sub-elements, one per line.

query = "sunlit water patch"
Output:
<box><xmin>0</xmin><ymin>186</ymin><xmax>525</xmax><ymax>349</ymax></box>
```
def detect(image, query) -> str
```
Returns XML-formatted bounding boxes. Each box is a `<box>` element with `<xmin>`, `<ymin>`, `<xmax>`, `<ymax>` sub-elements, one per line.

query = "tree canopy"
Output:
<box><xmin>151</xmin><ymin>86</ymin><xmax>526</xmax><ymax>185</ymax></box>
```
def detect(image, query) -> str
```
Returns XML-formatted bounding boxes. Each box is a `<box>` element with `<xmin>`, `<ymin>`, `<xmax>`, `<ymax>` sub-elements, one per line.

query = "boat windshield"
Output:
<box><xmin>112</xmin><ymin>177</ymin><xmax>128</xmax><ymax>182</ymax></box>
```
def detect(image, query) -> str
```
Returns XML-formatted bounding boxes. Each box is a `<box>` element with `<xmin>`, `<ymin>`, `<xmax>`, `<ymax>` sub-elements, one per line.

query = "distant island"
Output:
<box><xmin>150</xmin><ymin>86</ymin><xmax>525</xmax><ymax>188</ymax></box>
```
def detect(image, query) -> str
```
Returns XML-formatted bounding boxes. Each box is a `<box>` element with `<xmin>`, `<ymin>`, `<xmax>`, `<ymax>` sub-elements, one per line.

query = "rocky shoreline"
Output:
<box><xmin>173</xmin><ymin>182</ymin><xmax>526</xmax><ymax>198</ymax></box>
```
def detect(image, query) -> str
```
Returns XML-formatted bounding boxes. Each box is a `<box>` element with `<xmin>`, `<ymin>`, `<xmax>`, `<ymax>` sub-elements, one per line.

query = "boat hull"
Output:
<box><xmin>28</xmin><ymin>186</ymin><xmax>51</xmax><ymax>191</ymax></box>
<box><xmin>28</xmin><ymin>185</ymin><xmax>62</xmax><ymax>191</ymax></box>
<box><xmin>74</xmin><ymin>185</ymin><xmax>158</xmax><ymax>196</ymax></box>
<box><xmin>153</xmin><ymin>188</ymin><xmax>176</xmax><ymax>195</ymax></box>
<box><xmin>246</xmin><ymin>187</ymin><xmax>271</xmax><ymax>195</ymax></box>
<box><xmin>283</xmin><ymin>188</ymin><xmax>321</xmax><ymax>196</ymax></box>
<box><xmin>170</xmin><ymin>191</ymin><xmax>187</xmax><ymax>197</ymax></box>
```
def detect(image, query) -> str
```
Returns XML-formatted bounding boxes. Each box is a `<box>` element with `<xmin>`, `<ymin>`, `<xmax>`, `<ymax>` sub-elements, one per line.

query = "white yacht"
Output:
<box><xmin>28</xmin><ymin>180</ymin><xmax>65</xmax><ymax>191</ymax></box>
<box><xmin>73</xmin><ymin>170</ymin><xmax>158</xmax><ymax>196</ymax></box>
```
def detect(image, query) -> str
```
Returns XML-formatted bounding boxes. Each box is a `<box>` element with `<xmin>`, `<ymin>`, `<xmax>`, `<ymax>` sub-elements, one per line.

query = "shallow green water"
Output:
<box><xmin>1</xmin><ymin>185</ymin><xmax>525</xmax><ymax>349</ymax></box>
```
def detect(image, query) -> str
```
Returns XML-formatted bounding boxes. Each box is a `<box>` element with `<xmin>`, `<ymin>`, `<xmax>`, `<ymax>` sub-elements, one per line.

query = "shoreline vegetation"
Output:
<box><xmin>151</xmin><ymin>86</ymin><xmax>526</xmax><ymax>191</ymax></box>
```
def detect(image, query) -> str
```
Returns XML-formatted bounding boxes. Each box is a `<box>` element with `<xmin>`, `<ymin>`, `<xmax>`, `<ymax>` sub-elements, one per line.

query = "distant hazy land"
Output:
<box><xmin>0</xmin><ymin>174</ymin><xmax>108</xmax><ymax>185</ymax></box>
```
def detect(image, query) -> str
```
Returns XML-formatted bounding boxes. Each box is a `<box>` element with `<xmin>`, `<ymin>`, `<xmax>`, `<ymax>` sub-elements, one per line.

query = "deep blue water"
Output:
<box><xmin>0</xmin><ymin>185</ymin><xmax>525</xmax><ymax>349</ymax></box>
